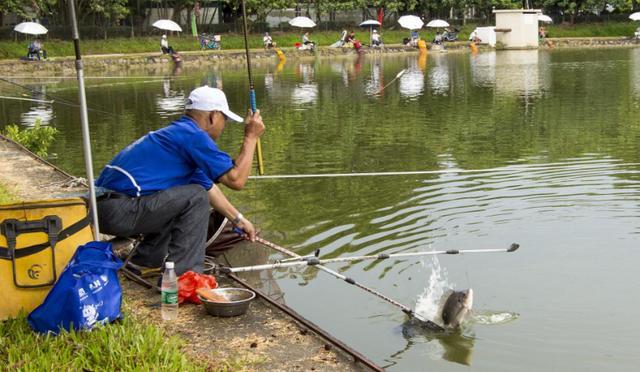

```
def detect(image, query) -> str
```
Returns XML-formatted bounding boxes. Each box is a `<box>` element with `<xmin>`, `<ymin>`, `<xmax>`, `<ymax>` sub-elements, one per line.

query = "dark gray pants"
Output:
<box><xmin>97</xmin><ymin>184</ymin><xmax>209</xmax><ymax>275</ymax></box>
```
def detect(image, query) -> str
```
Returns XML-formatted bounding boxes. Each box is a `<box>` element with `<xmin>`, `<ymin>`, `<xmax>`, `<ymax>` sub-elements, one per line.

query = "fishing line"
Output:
<box><xmin>0</xmin><ymin>76</ymin><xmax>112</xmax><ymax>115</ymax></box>
<box><xmin>4</xmin><ymin>75</ymin><xmax>187</xmax><ymax>80</ymax></box>
<box><xmin>464</xmin><ymin>270</ymin><xmax>471</xmax><ymax>289</ymax></box>
<box><xmin>248</xmin><ymin>161</ymin><xmax>640</xmax><ymax>180</ymax></box>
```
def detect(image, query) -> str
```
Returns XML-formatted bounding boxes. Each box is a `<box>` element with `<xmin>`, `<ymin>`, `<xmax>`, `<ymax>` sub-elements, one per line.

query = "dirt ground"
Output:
<box><xmin>0</xmin><ymin>135</ymin><xmax>87</xmax><ymax>199</ymax></box>
<box><xmin>118</xmin><ymin>236</ymin><xmax>370</xmax><ymax>371</ymax></box>
<box><xmin>123</xmin><ymin>271</ymin><xmax>366</xmax><ymax>371</ymax></box>
<box><xmin>1</xmin><ymin>135</ymin><xmax>373</xmax><ymax>371</ymax></box>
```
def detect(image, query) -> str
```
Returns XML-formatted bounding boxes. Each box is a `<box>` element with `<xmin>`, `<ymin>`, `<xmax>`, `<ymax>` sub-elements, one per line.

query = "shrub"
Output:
<box><xmin>2</xmin><ymin>120</ymin><xmax>58</xmax><ymax>158</ymax></box>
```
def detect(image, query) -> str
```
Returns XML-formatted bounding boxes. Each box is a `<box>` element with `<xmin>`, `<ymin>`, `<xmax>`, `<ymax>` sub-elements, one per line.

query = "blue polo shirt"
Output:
<box><xmin>96</xmin><ymin>115</ymin><xmax>233</xmax><ymax>197</ymax></box>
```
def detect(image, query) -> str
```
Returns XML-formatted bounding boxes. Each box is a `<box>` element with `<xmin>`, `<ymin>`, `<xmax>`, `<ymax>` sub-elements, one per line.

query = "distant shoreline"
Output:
<box><xmin>0</xmin><ymin>37</ymin><xmax>638</xmax><ymax>76</ymax></box>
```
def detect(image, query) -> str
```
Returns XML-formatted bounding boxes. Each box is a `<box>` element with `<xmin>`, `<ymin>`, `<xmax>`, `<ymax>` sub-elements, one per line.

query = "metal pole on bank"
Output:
<box><xmin>68</xmin><ymin>0</ymin><xmax>100</xmax><ymax>239</ymax></box>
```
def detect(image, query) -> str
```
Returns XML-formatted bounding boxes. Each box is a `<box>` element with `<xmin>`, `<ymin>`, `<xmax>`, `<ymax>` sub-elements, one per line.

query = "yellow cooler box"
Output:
<box><xmin>0</xmin><ymin>198</ymin><xmax>93</xmax><ymax>320</ymax></box>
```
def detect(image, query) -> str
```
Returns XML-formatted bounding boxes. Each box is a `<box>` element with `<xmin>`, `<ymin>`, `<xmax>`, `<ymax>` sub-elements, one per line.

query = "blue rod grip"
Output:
<box><xmin>233</xmin><ymin>227</ymin><xmax>245</xmax><ymax>236</ymax></box>
<box><xmin>249</xmin><ymin>89</ymin><xmax>257</xmax><ymax>113</ymax></box>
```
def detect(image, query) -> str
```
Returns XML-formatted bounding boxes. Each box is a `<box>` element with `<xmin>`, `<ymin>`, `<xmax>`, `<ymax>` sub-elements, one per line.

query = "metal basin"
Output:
<box><xmin>199</xmin><ymin>287</ymin><xmax>255</xmax><ymax>317</ymax></box>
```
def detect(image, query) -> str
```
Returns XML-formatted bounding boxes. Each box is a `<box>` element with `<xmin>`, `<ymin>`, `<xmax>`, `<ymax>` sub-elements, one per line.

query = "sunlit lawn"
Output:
<box><xmin>0</xmin><ymin>310</ymin><xmax>204</xmax><ymax>370</ymax></box>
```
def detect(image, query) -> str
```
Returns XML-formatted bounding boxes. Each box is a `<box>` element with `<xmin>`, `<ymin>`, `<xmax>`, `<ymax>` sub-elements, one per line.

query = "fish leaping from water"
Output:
<box><xmin>441</xmin><ymin>288</ymin><xmax>473</xmax><ymax>329</ymax></box>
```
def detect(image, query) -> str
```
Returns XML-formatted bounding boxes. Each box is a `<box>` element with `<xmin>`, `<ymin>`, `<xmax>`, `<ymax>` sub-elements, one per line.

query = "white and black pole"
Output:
<box><xmin>68</xmin><ymin>0</ymin><xmax>99</xmax><ymax>239</ymax></box>
<box><xmin>233</xmin><ymin>230</ymin><xmax>445</xmax><ymax>331</ymax></box>
<box><xmin>218</xmin><ymin>244</ymin><xmax>520</xmax><ymax>273</ymax></box>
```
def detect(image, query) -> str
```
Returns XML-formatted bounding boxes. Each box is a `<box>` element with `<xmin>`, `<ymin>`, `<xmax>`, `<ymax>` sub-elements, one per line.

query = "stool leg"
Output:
<box><xmin>120</xmin><ymin>237</ymin><xmax>157</xmax><ymax>290</ymax></box>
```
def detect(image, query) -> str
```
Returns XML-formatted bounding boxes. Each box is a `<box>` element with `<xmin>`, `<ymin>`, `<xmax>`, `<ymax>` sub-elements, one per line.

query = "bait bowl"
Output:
<box><xmin>198</xmin><ymin>287</ymin><xmax>255</xmax><ymax>317</ymax></box>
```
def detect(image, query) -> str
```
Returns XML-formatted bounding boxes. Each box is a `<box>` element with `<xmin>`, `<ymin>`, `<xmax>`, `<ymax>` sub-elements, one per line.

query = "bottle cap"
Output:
<box><xmin>165</xmin><ymin>262</ymin><xmax>174</xmax><ymax>269</ymax></box>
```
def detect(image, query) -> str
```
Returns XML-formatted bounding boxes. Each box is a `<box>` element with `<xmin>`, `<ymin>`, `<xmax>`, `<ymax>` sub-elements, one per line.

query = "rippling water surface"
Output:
<box><xmin>2</xmin><ymin>48</ymin><xmax>640</xmax><ymax>371</ymax></box>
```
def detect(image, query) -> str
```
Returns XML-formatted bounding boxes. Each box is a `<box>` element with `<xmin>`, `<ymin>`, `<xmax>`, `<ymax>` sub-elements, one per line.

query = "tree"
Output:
<box><xmin>534</xmin><ymin>0</ymin><xmax>632</xmax><ymax>23</ymax></box>
<box><xmin>316</xmin><ymin>0</ymin><xmax>359</xmax><ymax>23</ymax></box>
<box><xmin>89</xmin><ymin>0</ymin><xmax>129</xmax><ymax>38</ymax></box>
<box><xmin>247</xmin><ymin>0</ymin><xmax>296</xmax><ymax>23</ymax></box>
<box><xmin>0</xmin><ymin>0</ymin><xmax>28</xmax><ymax>17</ymax></box>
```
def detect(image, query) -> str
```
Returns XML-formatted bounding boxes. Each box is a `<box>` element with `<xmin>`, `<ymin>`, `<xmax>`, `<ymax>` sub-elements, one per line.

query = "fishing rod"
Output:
<box><xmin>241</xmin><ymin>0</ymin><xmax>265</xmax><ymax>175</ymax></box>
<box><xmin>234</xmin><ymin>229</ymin><xmax>444</xmax><ymax>331</ymax></box>
<box><xmin>0</xmin><ymin>95</ymin><xmax>54</xmax><ymax>104</ymax></box>
<box><xmin>376</xmin><ymin>68</ymin><xmax>406</xmax><ymax>94</ymax></box>
<box><xmin>216</xmin><ymin>243</ymin><xmax>520</xmax><ymax>274</ymax></box>
<box><xmin>68</xmin><ymin>0</ymin><xmax>99</xmax><ymax>239</ymax></box>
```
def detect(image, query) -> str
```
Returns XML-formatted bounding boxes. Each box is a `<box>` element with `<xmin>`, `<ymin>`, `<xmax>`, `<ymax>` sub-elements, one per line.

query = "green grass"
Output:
<box><xmin>0</xmin><ymin>183</ymin><xmax>16</xmax><ymax>204</ymax></box>
<box><xmin>0</xmin><ymin>311</ymin><xmax>204</xmax><ymax>370</ymax></box>
<box><xmin>545</xmin><ymin>21</ymin><xmax>637</xmax><ymax>38</ymax></box>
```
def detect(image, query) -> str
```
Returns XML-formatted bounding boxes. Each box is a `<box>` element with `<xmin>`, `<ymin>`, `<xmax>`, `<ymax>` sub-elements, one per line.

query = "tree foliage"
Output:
<box><xmin>89</xmin><ymin>0</ymin><xmax>130</xmax><ymax>24</ymax></box>
<box><xmin>1</xmin><ymin>0</ymin><xmax>637</xmax><ymax>27</ymax></box>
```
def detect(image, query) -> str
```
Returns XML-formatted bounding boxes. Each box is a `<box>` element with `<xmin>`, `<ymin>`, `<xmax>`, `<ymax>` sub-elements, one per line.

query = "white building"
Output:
<box><xmin>492</xmin><ymin>9</ymin><xmax>541</xmax><ymax>49</ymax></box>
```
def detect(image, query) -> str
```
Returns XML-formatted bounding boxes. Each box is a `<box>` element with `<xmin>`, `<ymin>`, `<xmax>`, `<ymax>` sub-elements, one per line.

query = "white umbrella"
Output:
<box><xmin>629</xmin><ymin>12</ymin><xmax>640</xmax><ymax>21</ymax></box>
<box><xmin>288</xmin><ymin>16</ymin><xmax>316</xmax><ymax>28</ymax></box>
<box><xmin>426</xmin><ymin>19</ymin><xmax>449</xmax><ymax>28</ymax></box>
<box><xmin>538</xmin><ymin>14</ymin><xmax>553</xmax><ymax>23</ymax></box>
<box><xmin>398</xmin><ymin>15</ymin><xmax>423</xmax><ymax>30</ymax></box>
<box><xmin>13</xmin><ymin>22</ymin><xmax>48</xmax><ymax>35</ymax></box>
<box><xmin>359</xmin><ymin>20</ymin><xmax>381</xmax><ymax>27</ymax></box>
<box><xmin>152</xmin><ymin>19</ymin><xmax>182</xmax><ymax>32</ymax></box>
<box><xmin>359</xmin><ymin>20</ymin><xmax>382</xmax><ymax>45</ymax></box>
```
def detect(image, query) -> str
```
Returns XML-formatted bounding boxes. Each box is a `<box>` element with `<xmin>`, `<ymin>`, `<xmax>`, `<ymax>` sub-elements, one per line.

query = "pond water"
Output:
<box><xmin>2</xmin><ymin>48</ymin><xmax>640</xmax><ymax>371</ymax></box>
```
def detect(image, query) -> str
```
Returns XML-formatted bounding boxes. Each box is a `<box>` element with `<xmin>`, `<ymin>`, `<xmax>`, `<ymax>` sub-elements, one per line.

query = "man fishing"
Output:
<box><xmin>95</xmin><ymin>86</ymin><xmax>265</xmax><ymax>276</ymax></box>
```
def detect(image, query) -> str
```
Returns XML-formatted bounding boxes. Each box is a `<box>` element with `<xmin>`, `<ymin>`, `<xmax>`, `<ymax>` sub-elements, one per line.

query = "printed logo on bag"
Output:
<box><xmin>81</xmin><ymin>302</ymin><xmax>102</xmax><ymax>327</ymax></box>
<box><xmin>27</xmin><ymin>264</ymin><xmax>43</xmax><ymax>279</ymax></box>
<box><xmin>100</xmin><ymin>274</ymin><xmax>109</xmax><ymax>285</ymax></box>
<box><xmin>89</xmin><ymin>279</ymin><xmax>103</xmax><ymax>293</ymax></box>
<box><xmin>78</xmin><ymin>287</ymin><xmax>88</xmax><ymax>300</ymax></box>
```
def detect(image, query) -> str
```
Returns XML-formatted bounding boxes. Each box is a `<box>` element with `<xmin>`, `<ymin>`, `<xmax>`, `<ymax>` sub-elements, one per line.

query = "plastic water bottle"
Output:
<box><xmin>161</xmin><ymin>262</ymin><xmax>178</xmax><ymax>321</ymax></box>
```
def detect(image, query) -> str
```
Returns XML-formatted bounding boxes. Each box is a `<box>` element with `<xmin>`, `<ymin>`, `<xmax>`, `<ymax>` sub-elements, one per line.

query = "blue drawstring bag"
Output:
<box><xmin>28</xmin><ymin>241</ymin><xmax>123</xmax><ymax>334</ymax></box>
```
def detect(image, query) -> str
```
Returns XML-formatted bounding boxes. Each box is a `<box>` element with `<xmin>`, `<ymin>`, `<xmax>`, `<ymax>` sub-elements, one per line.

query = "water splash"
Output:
<box><xmin>472</xmin><ymin>310</ymin><xmax>519</xmax><ymax>325</ymax></box>
<box><xmin>412</xmin><ymin>256</ymin><xmax>519</xmax><ymax>327</ymax></box>
<box><xmin>414</xmin><ymin>255</ymin><xmax>453</xmax><ymax>324</ymax></box>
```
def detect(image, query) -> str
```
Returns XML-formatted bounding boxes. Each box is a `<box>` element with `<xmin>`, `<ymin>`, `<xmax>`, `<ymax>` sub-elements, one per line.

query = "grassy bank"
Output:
<box><xmin>545</xmin><ymin>21</ymin><xmax>637</xmax><ymax>37</ymax></box>
<box><xmin>1</xmin><ymin>29</ymin><xmax>421</xmax><ymax>59</ymax></box>
<box><xmin>0</xmin><ymin>21</ymin><xmax>637</xmax><ymax>60</ymax></box>
<box><xmin>0</xmin><ymin>309</ymin><xmax>204</xmax><ymax>370</ymax></box>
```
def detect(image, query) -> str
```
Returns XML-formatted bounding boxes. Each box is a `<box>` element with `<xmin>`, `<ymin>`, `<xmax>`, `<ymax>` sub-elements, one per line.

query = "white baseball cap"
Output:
<box><xmin>185</xmin><ymin>86</ymin><xmax>243</xmax><ymax>122</ymax></box>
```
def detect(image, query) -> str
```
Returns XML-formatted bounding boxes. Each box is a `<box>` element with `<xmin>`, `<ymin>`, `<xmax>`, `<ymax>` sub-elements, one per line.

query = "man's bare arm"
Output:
<box><xmin>207</xmin><ymin>185</ymin><xmax>256</xmax><ymax>241</ymax></box>
<box><xmin>218</xmin><ymin>110</ymin><xmax>265</xmax><ymax>190</ymax></box>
